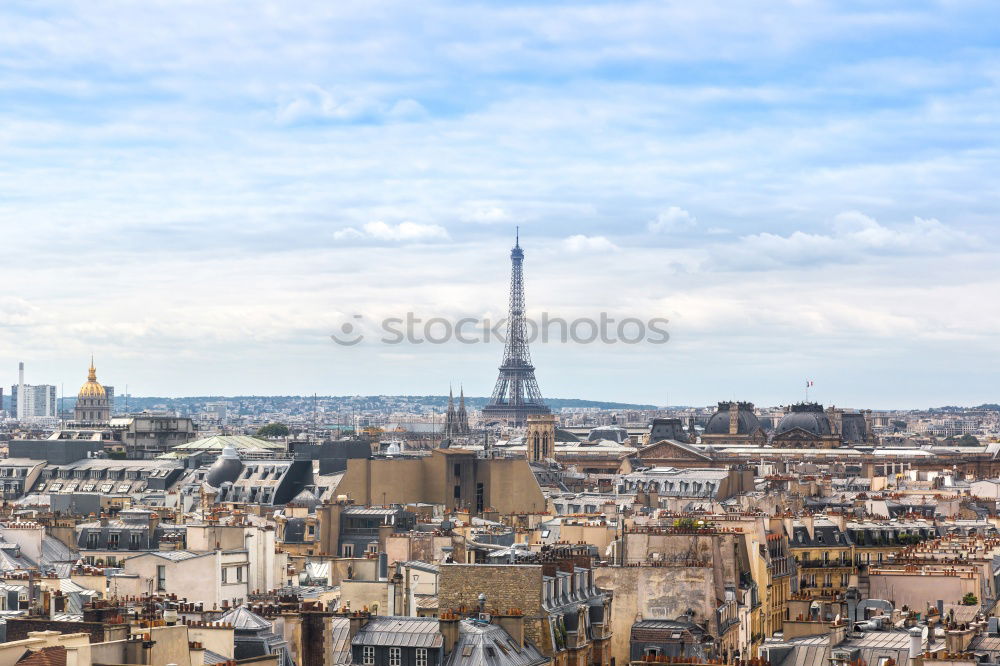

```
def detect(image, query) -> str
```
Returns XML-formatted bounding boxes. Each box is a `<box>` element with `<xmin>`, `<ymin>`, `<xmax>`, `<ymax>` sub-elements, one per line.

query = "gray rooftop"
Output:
<box><xmin>353</xmin><ymin>616</ymin><xmax>443</xmax><ymax>648</ymax></box>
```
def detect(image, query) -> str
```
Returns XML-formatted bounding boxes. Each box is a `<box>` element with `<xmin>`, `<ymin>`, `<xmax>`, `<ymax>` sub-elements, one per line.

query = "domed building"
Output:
<box><xmin>75</xmin><ymin>358</ymin><xmax>110</xmax><ymax>423</ymax></box>
<box><xmin>699</xmin><ymin>401</ymin><xmax>767</xmax><ymax>447</ymax></box>
<box><xmin>771</xmin><ymin>403</ymin><xmax>841</xmax><ymax>448</ymax></box>
<box><xmin>204</xmin><ymin>446</ymin><xmax>244</xmax><ymax>488</ymax></box>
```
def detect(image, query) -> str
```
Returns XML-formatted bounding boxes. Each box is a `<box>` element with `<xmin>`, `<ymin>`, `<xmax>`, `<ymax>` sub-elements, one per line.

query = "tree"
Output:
<box><xmin>256</xmin><ymin>423</ymin><xmax>290</xmax><ymax>438</ymax></box>
<box><xmin>962</xmin><ymin>592</ymin><xmax>978</xmax><ymax>606</ymax></box>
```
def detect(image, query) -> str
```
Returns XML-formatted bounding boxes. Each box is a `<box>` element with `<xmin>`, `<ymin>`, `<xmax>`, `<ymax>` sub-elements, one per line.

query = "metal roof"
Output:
<box><xmin>330</xmin><ymin>617</ymin><xmax>352</xmax><ymax>666</ymax></box>
<box><xmin>353</xmin><ymin>616</ymin><xmax>444</xmax><ymax>648</ymax></box>
<box><xmin>170</xmin><ymin>435</ymin><xmax>285</xmax><ymax>452</ymax></box>
<box><xmin>444</xmin><ymin>619</ymin><xmax>547</xmax><ymax>666</ymax></box>
<box><xmin>219</xmin><ymin>606</ymin><xmax>273</xmax><ymax>631</ymax></box>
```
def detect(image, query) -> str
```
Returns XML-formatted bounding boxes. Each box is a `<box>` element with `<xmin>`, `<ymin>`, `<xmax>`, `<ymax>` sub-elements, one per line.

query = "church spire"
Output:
<box><xmin>444</xmin><ymin>384</ymin><xmax>458</xmax><ymax>439</ymax></box>
<box><xmin>457</xmin><ymin>385</ymin><xmax>470</xmax><ymax>435</ymax></box>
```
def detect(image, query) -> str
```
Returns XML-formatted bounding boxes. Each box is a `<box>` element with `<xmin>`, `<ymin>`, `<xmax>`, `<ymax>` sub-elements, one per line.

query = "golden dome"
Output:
<box><xmin>78</xmin><ymin>357</ymin><xmax>106</xmax><ymax>399</ymax></box>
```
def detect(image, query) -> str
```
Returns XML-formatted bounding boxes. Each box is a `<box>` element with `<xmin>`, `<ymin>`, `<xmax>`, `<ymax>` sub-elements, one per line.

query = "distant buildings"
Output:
<box><xmin>11</xmin><ymin>383</ymin><xmax>57</xmax><ymax>419</ymax></box>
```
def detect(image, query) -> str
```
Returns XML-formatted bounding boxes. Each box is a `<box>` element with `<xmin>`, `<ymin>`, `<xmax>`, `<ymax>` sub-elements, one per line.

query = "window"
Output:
<box><xmin>237</xmin><ymin>566</ymin><xmax>244</xmax><ymax>582</ymax></box>
<box><xmin>363</xmin><ymin>647</ymin><xmax>375</xmax><ymax>665</ymax></box>
<box><xmin>454</xmin><ymin>464</ymin><xmax>462</xmax><ymax>477</ymax></box>
<box><xmin>108</xmin><ymin>533</ymin><xmax>120</xmax><ymax>550</ymax></box>
<box><xmin>130</xmin><ymin>533</ymin><xmax>142</xmax><ymax>549</ymax></box>
<box><xmin>389</xmin><ymin>647</ymin><xmax>401</xmax><ymax>666</ymax></box>
<box><xmin>222</xmin><ymin>567</ymin><xmax>228</xmax><ymax>583</ymax></box>
<box><xmin>342</xmin><ymin>544</ymin><xmax>355</xmax><ymax>557</ymax></box>
<box><xmin>417</xmin><ymin>648</ymin><xmax>428</xmax><ymax>666</ymax></box>
<box><xmin>453</xmin><ymin>484</ymin><xmax>461</xmax><ymax>500</ymax></box>
<box><xmin>87</xmin><ymin>533</ymin><xmax>99</xmax><ymax>549</ymax></box>
<box><xmin>157</xmin><ymin>565</ymin><xmax>166</xmax><ymax>591</ymax></box>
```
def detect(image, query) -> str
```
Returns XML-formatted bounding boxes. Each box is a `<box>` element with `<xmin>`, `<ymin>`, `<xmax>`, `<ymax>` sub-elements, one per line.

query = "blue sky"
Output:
<box><xmin>1</xmin><ymin>1</ymin><xmax>998</xmax><ymax>408</ymax></box>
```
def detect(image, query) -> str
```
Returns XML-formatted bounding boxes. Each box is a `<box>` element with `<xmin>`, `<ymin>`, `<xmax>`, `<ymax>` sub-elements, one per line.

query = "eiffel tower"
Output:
<box><xmin>482</xmin><ymin>230</ymin><xmax>550</xmax><ymax>426</ymax></box>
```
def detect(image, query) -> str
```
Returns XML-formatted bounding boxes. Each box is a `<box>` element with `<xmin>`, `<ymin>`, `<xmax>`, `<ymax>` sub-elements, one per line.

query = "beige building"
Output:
<box><xmin>336</xmin><ymin>449</ymin><xmax>547</xmax><ymax>515</ymax></box>
<box><xmin>122</xmin><ymin>549</ymin><xmax>250</xmax><ymax>609</ymax></box>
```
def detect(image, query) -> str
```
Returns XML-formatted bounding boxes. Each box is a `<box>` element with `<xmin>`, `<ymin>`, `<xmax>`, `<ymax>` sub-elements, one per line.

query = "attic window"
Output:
<box><xmin>462</xmin><ymin>645</ymin><xmax>474</xmax><ymax>657</ymax></box>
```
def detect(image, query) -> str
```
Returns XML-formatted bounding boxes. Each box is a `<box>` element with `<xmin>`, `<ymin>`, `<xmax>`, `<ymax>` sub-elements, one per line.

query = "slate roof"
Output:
<box><xmin>765</xmin><ymin>631</ymin><xmax>940</xmax><ymax>666</ymax></box>
<box><xmin>219</xmin><ymin>605</ymin><xmax>273</xmax><ymax>631</ymax></box>
<box><xmin>444</xmin><ymin>619</ymin><xmax>547</xmax><ymax>666</ymax></box>
<box><xmin>353</xmin><ymin>616</ymin><xmax>444</xmax><ymax>648</ymax></box>
<box><xmin>202</xmin><ymin>649</ymin><xmax>230</xmax><ymax>665</ymax></box>
<box><xmin>330</xmin><ymin>617</ymin><xmax>352</xmax><ymax>666</ymax></box>
<box><xmin>404</xmin><ymin>561</ymin><xmax>441</xmax><ymax>575</ymax></box>
<box><xmin>41</xmin><ymin>537</ymin><xmax>78</xmax><ymax>568</ymax></box>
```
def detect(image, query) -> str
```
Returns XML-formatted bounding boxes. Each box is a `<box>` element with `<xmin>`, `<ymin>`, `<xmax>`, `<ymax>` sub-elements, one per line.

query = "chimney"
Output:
<box><xmin>802</xmin><ymin>515</ymin><xmax>815</xmax><ymax>541</ymax></box>
<box><xmin>440</xmin><ymin>612</ymin><xmax>461</xmax><ymax>655</ymax></box>
<box><xmin>909</xmin><ymin>627</ymin><xmax>923</xmax><ymax>663</ymax></box>
<box><xmin>830</xmin><ymin>513</ymin><xmax>847</xmax><ymax>532</ymax></box>
<box><xmin>347</xmin><ymin>611</ymin><xmax>371</xmax><ymax>639</ymax></box>
<box><xmin>828</xmin><ymin>621</ymin><xmax>846</xmax><ymax>648</ymax></box>
<box><xmin>946</xmin><ymin>624</ymin><xmax>977</xmax><ymax>653</ymax></box>
<box><xmin>316</xmin><ymin>503</ymin><xmax>343</xmax><ymax>556</ymax></box>
<box><xmin>495</xmin><ymin>612</ymin><xmax>525</xmax><ymax>649</ymax></box>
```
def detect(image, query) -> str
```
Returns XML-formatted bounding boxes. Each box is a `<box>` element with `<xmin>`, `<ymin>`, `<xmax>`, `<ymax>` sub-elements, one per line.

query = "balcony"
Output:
<box><xmin>798</xmin><ymin>559</ymin><xmax>852</xmax><ymax>569</ymax></box>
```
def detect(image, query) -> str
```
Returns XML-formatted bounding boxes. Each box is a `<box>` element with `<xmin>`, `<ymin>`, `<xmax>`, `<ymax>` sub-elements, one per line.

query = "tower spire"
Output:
<box><xmin>444</xmin><ymin>384</ymin><xmax>458</xmax><ymax>439</ymax></box>
<box><xmin>482</xmin><ymin>232</ymin><xmax>549</xmax><ymax>426</ymax></box>
<box><xmin>457</xmin><ymin>385</ymin><xmax>470</xmax><ymax>435</ymax></box>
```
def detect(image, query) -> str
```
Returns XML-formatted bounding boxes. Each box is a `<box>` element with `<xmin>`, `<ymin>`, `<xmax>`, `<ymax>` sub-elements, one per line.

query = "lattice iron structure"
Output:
<box><xmin>482</xmin><ymin>231</ymin><xmax>550</xmax><ymax>426</ymax></box>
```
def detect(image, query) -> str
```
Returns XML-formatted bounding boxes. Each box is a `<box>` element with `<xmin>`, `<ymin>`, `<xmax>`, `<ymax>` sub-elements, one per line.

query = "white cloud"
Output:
<box><xmin>723</xmin><ymin>212</ymin><xmax>976</xmax><ymax>269</ymax></box>
<box><xmin>275</xmin><ymin>85</ymin><xmax>424</xmax><ymax>125</ymax></box>
<box><xmin>563</xmin><ymin>234</ymin><xmax>619</xmax><ymax>253</ymax></box>
<box><xmin>334</xmin><ymin>221</ymin><xmax>450</xmax><ymax>242</ymax></box>
<box><xmin>464</xmin><ymin>206</ymin><xmax>511</xmax><ymax>224</ymax></box>
<box><xmin>649</xmin><ymin>207</ymin><xmax>698</xmax><ymax>233</ymax></box>
<box><xmin>2</xmin><ymin>1</ymin><xmax>999</xmax><ymax>403</ymax></box>
<box><xmin>386</xmin><ymin>98</ymin><xmax>428</xmax><ymax>120</ymax></box>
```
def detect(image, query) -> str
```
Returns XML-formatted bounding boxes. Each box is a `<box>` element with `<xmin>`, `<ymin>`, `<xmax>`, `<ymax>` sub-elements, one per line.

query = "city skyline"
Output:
<box><xmin>1</xmin><ymin>2</ymin><xmax>999</xmax><ymax>406</ymax></box>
